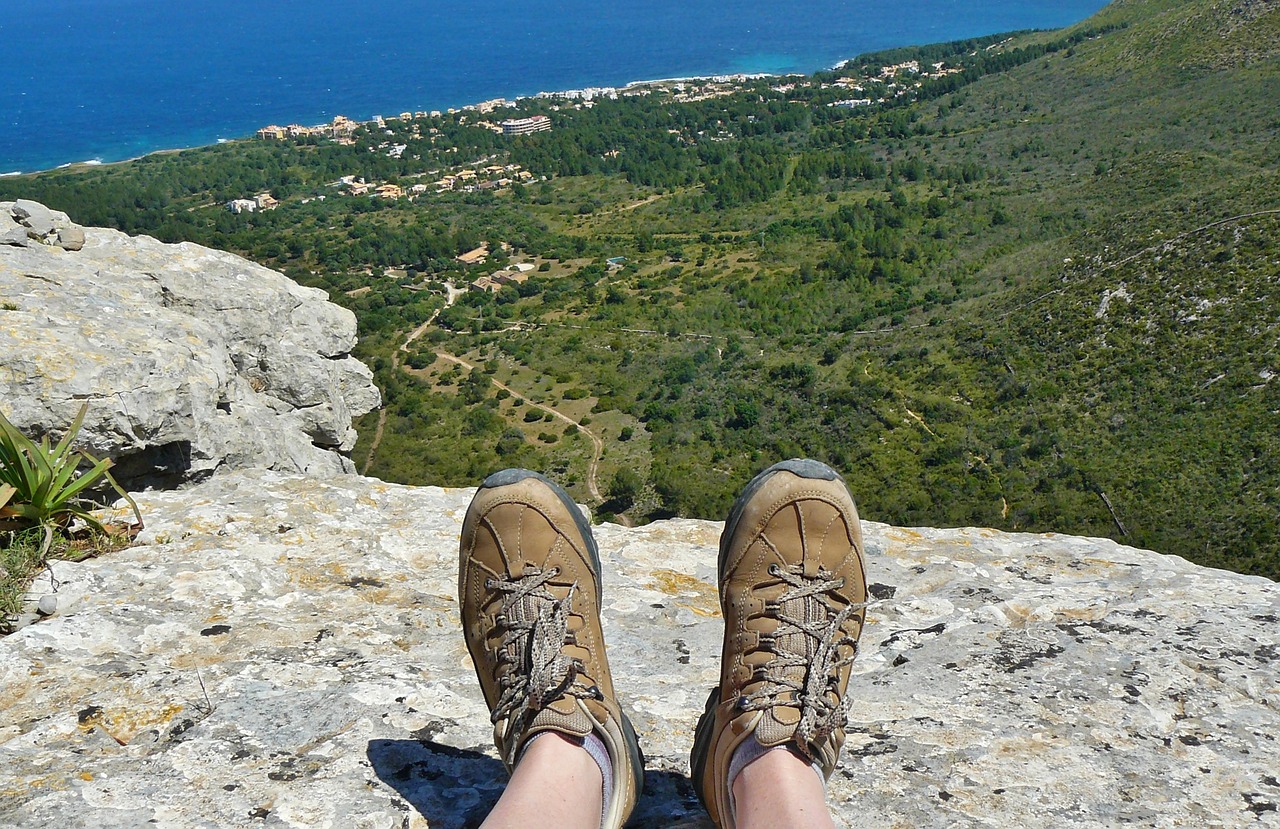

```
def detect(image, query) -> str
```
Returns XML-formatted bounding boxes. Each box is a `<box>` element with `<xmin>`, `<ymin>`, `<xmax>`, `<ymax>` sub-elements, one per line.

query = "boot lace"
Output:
<box><xmin>740</xmin><ymin>562</ymin><xmax>869</xmax><ymax>762</ymax></box>
<box><xmin>486</xmin><ymin>566</ymin><xmax>599</xmax><ymax>763</ymax></box>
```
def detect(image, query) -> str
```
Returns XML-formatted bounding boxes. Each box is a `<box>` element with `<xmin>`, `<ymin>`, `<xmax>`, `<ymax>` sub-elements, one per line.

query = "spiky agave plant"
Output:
<box><xmin>0</xmin><ymin>404</ymin><xmax>141</xmax><ymax>554</ymax></box>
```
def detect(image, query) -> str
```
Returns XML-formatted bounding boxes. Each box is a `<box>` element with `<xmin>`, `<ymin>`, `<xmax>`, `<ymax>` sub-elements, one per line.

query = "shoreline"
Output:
<box><xmin>7</xmin><ymin>67</ymin><xmax>799</xmax><ymax>177</ymax></box>
<box><xmin>4</xmin><ymin>21</ymin><xmax>1063</xmax><ymax>178</ymax></box>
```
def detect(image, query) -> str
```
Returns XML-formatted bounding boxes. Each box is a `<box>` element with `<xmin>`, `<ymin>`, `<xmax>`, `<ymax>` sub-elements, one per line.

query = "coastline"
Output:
<box><xmin>11</xmin><ymin>69</ymin><xmax>793</xmax><ymax>178</ymax></box>
<box><xmin>1</xmin><ymin>0</ymin><xmax>1112</xmax><ymax>178</ymax></box>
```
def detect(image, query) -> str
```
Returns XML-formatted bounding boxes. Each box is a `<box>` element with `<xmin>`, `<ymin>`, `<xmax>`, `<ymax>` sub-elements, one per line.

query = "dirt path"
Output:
<box><xmin>432</xmin><ymin>351</ymin><xmax>607</xmax><ymax>504</ymax></box>
<box><xmin>362</xmin><ymin>280</ymin><xmax>611</xmax><ymax>509</ymax></box>
<box><xmin>361</xmin><ymin>283</ymin><xmax>463</xmax><ymax>474</ymax></box>
<box><xmin>616</xmin><ymin>193</ymin><xmax>664</xmax><ymax>212</ymax></box>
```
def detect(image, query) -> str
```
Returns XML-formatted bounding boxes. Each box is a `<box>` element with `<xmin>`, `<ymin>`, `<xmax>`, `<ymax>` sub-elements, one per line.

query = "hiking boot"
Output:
<box><xmin>690</xmin><ymin>459</ymin><xmax>868</xmax><ymax>828</ymax></box>
<box><xmin>459</xmin><ymin>468</ymin><xmax>644</xmax><ymax>829</ymax></box>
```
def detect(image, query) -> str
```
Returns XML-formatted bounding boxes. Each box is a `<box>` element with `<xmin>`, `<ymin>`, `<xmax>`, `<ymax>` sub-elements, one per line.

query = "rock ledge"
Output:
<box><xmin>0</xmin><ymin>204</ymin><xmax>380</xmax><ymax>486</ymax></box>
<box><xmin>1</xmin><ymin>471</ymin><xmax>1276</xmax><ymax>828</ymax></box>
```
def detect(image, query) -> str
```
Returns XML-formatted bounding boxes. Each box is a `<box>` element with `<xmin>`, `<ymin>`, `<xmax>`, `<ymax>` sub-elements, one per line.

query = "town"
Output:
<box><xmin>232</xmin><ymin>59</ymin><xmax>961</xmax><ymax>217</ymax></box>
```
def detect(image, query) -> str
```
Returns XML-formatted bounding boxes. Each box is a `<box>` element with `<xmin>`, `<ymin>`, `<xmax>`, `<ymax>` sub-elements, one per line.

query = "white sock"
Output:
<box><xmin>581</xmin><ymin>731</ymin><xmax>614</xmax><ymax>826</ymax></box>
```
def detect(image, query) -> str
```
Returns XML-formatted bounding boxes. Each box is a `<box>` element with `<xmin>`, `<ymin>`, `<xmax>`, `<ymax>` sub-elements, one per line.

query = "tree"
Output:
<box><xmin>607</xmin><ymin>468</ymin><xmax>643</xmax><ymax>510</ymax></box>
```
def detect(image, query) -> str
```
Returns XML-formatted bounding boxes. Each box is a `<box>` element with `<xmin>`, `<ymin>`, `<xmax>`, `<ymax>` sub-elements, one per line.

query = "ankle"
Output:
<box><xmin>519</xmin><ymin>731</ymin><xmax>604</xmax><ymax>787</ymax></box>
<box><xmin>731</xmin><ymin>745</ymin><xmax>834</xmax><ymax>829</ymax></box>
<box><xmin>485</xmin><ymin>733</ymin><xmax>604</xmax><ymax>829</ymax></box>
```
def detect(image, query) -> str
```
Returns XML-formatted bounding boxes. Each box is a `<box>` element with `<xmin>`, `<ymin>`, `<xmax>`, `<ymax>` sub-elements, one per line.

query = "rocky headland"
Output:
<box><xmin>0</xmin><ymin>201</ymin><xmax>380</xmax><ymax>488</ymax></box>
<box><xmin>1</xmin><ymin>207</ymin><xmax>1278</xmax><ymax>828</ymax></box>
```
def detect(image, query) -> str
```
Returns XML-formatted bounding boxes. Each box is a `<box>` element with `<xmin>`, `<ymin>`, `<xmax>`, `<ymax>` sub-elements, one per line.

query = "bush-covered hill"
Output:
<box><xmin>3</xmin><ymin>0</ymin><xmax>1276</xmax><ymax>577</ymax></box>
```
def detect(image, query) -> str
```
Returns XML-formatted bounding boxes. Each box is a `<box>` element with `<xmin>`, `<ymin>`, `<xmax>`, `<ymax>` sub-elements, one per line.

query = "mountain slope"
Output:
<box><xmin>0</xmin><ymin>0</ymin><xmax>1276</xmax><ymax>576</ymax></box>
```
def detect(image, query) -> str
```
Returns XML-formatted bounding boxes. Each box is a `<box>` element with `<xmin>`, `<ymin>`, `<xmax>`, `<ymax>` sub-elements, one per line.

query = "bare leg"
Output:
<box><xmin>480</xmin><ymin>733</ymin><xmax>604</xmax><ymax>829</ymax></box>
<box><xmin>732</xmin><ymin>747</ymin><xmax>837</xmax><ymax>829</ymax></box>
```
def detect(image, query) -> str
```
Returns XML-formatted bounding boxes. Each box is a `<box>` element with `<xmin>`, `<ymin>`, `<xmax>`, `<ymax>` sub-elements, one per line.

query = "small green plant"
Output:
<box><xmin>1</xmin><ymin>527</ymin><xmax>49</xmax><ymax>627</ymax></box>
<box><xmin>1</xmin><ymin>404</ymin><xmax>142</xmax><ymax>630</ymax></box>
<box><xmin>0</xmin><ymin>403</ymin><xmax>141</xmax><ymax>548</ymax></box>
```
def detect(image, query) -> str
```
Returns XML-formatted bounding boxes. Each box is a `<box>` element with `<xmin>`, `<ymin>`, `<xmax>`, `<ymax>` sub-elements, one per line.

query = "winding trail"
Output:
<box><xmin>361</xmin><ymin>281</ymin><xmax>611</xmax><ymax>511</ymax></box>
<box><xmin>430</xmin><ymin>351</ymin><xmax>607</xmax><ymax>504</ymax></box>
<box><xmin>361</xmin><ymin>283</ymin><xmax>463</xmax><ymax>475</ymax></box>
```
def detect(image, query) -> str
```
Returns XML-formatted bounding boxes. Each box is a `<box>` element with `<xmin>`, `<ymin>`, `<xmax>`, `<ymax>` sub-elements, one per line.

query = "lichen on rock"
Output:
<box><xmin>0</xmin><ymin>470</ymin><xmax>1276</xmax><ymax>828</ymax></box>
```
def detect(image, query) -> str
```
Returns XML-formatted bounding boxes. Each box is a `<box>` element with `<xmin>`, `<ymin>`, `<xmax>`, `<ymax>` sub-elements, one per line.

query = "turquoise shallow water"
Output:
<box><xmin>1</xmin><ymin>0</ymin><xmax>1109</xmax><ymax>174</ymax></box>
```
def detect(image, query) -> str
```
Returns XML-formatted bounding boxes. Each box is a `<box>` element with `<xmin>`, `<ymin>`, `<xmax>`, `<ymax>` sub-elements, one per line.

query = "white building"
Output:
<box><xmin>500</xmin><ymin>115</ymin><xmax>552</xmax><ymax>136</ymax></box>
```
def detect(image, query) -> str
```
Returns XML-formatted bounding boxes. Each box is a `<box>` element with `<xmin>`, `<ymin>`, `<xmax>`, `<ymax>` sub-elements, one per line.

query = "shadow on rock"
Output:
<box><xmin>368</xmin><ymin>739</ymin><xmax>711</xmax><ymax>828</ymax></box>
<box><xmin>631</xmin><ymin>768</ymin><xmax>712</xmax><ymax>828</ymax></box>
<box><xmin>367</xmin><ymin>738</ymin><xmax>504</xmax><ymax>829</ymax></box>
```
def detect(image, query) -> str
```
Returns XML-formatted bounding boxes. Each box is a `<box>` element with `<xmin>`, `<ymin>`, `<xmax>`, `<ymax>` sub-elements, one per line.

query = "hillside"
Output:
<box><xmin>1</xmin><ymin>0</ymin><xmax>1276</xmax><ymax>577</ymax></box>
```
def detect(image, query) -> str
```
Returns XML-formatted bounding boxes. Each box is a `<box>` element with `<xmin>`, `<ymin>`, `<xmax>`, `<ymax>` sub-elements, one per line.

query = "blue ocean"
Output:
<box><xmin>2</xmin><ymin>0</ymin><xmax>1109</xmax><ymax>174</ymax></box>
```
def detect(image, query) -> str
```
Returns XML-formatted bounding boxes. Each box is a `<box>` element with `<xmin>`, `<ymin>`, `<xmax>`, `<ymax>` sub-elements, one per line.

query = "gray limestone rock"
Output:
<box><xmin>0</xmin><ymin>210</ymin><xmax>381</xmax><ymax>487</ymax></box>
<box><xmin>0</xmin><ymin>470</ymin><xmax>1275</xmax><ymax>828</ymax></box>
<box><xmin>335</xmin><ymin>355</ymin><xmax>382</xmax><ymax>417</ymax></box>
<box><xmin>11</xmin><ymin>198</ymin><xmax>55</xmax><ymax>239</ymax></box>
<box><xmin>0</xmin><ymin>211</ymin><xmax>28</xmax><ymax>246</ymax></box>
<box><xmin>55</xmin><ymin>224</ymin><xmax>86</xmax><ymax>251</ymax></box>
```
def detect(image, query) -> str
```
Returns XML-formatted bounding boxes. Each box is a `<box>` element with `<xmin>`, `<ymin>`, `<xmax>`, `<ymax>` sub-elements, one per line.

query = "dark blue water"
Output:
<box><xmin>2</xmin><ymin>0</ymin><xmax>1109</xmax><ymax>174</ymax></box>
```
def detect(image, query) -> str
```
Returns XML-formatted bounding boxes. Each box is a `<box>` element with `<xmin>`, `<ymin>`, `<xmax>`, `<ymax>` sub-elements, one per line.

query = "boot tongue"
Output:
<box><xmin>524</xmin><ymin>697</ymin><xmax>593</xmax><ymax>740</ymax></box>
<box><xmin>755</xmin><ymin>706</ymin><xmax>801</xmax><ymax>747</ymax></box>
<box><xmin>754</xmin><ymin>584</ymin><xmax>819</xmax><ymax>747</ymax></box>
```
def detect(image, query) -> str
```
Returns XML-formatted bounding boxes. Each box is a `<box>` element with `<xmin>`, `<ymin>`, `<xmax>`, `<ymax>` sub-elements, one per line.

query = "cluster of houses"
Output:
<box><xmin>254</xmin><ymin>108</ymin><xmax>556</xmax><ymax>150</ymax></box>
<box><xmin>225</xmin><ymin>192</ymin><xmax>279</xmax><ymax>214</ymax></box>
<box><xmin>448</xmin><ymin>246</ymin><xmax>540</xmax><ymax>293</ymax></box>
<box><xmin>519</xmin><ymin>75</ymin><xmax>765</xmax><ymax>112</ymax></box>
<box><xmin>331</xmin><ymin>163</ymin><xmax>535</xmax><ymax>202</ymax></box>
<box><xmin>256</xmin><ymin>112</ymin><xmax>457</xmax><ymax>145</ymax></box>
<box><xmin>225</xmin><ymin>159</ymin><xmax>537</xmax><ymax>214</ymax></box>
<box><xmin>822</xmin><ymin>59</ymin><xmax>963</xmax><ymax>108</ymax></box>
<box><xmin>468</xmin><ymin>263</ymin><xmax>536</xmax><ymax>293</ymax></box>
<box><xmin>432</xmin><ymin>164</ymin><xmax>534</xmax><ymax>193</ymax></box>
<box><xmin>256</xmin><ymin>115</ymin><xmax>364</xmax><ymax>144</ymax></box>
<box><xmin>336</xmin><ymin>177</ymin><xmax>413</xmax><ymax>199</ymax></box>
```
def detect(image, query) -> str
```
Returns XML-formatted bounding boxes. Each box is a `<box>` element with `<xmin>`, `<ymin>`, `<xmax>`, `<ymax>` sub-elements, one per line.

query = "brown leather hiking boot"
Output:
<box><xmin>690</xmin><ymin>459</ymin><xmax>868</xmax><ymax>828</ymax></box>
<box><xmin>459</xmin><ymin>468</ymin><xmax>644</xmax><ymax>829</ymax></box>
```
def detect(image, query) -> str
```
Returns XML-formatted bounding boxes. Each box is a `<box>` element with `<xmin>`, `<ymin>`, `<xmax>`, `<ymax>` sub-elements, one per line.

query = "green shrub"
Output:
<box><xmin>0</xmin><ymin>404</ymin><xmax>139</xmax><ymax>538</ymax></box>
<box><xmin>1</xmin><ymin>404</ymin><xmax>141</xmax><ymax>630</ymax></box>
<box><xmin>607</xmin><ymin>467</ymin><xmax>643</xmax><ymax>510</ymax></box>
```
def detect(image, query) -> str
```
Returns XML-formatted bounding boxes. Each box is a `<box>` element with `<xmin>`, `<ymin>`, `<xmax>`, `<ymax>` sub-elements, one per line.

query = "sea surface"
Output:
<box><xmin>2</xmin><ymin>0</ymin><xmax>1109</xmax><ymax>174</ymax></box>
